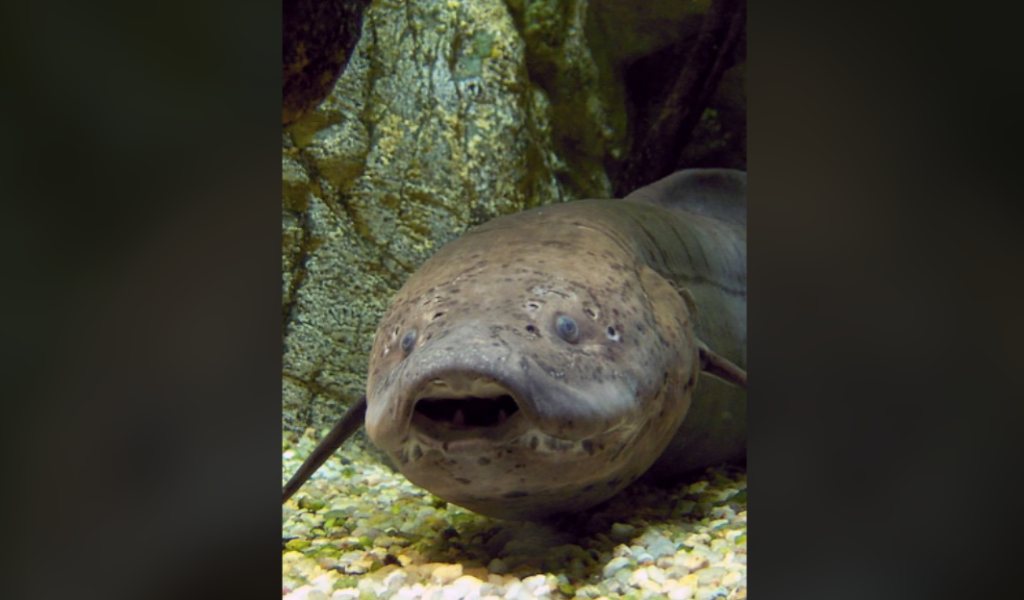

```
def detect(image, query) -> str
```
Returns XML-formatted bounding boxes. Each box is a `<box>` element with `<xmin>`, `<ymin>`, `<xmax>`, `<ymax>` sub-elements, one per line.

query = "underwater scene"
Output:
<box><xmin>283</xmin><ymin>1</ymin><xmax>747</xmax><ymax>599</ymax></box>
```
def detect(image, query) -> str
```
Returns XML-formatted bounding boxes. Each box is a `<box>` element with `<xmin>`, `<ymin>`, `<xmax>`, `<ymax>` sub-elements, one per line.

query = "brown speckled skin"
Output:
<box><xmin>365</xmin><ymin>170</ymin><xmax>746</xmax><ymax>519</ymax></box>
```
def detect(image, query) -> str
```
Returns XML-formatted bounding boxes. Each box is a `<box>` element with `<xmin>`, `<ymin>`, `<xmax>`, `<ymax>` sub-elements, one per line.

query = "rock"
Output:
<box><xmin>487</xmin><ymin>558</ymin><xmax>509</xmax><ymax>574</ymax></box>
<box><xmin>282</xmin><ymin>0</ymin><xmax>565</xmax><ymax>431</ymax></box>
<box><xmin>667</xmin><ymin>584</ymin><xmax>695</xmax><ymax>600</ymax></box>
<box><xmin>602</xmin><ymin>556</ymin><xmax>632</xmax><ymax>578</ymax></box>
<box><xmin>443</xmin><ymin>575</ymin><xmax>484</xmax><ymax>600</ymax></box>
<box><xmin>609</xmin><ymin>522</ymin><xmax>637</xmax><ymax>543</ymax></box>
<box><xmin>283</xmin><ymin>0</ymin><xmax>372</xmax><ymax>125</ymax></box>
<box><xmin>430</xmin><ymin>563</ymin><xmax>464</xmax><ymax>585</ymax></box>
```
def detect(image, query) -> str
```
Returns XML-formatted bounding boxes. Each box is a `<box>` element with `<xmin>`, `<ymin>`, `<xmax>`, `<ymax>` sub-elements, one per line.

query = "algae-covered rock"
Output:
<box><xmin>282</xmin><ymin>0</ymin><xmax>565</xmax><ymax>430</ymax></box>
<box><xmin>283</xmin><ymin>0</ymin><xmax>372</xmax><ymax>125</ymax></box>
<box><xmin>583</xmin><ymin>0</ymin><xmax>746</xmax><ymax>182</ymax></box>
<box><xmin>505</xmin><ymin>0</ymin><xmax>619</xmax><ymax>198</ymax></box>
<box><xmin>504</xmin><ymin>0</ymin><xmax>745</xmax><ymax>197</ymax></box>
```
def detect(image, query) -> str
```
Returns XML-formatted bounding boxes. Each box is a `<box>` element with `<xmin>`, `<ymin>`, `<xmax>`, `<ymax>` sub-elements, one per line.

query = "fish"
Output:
<box><xmin>283</xmin><ymin>168</ymin><xmax>747</xmax><ymax>520</ymax></box>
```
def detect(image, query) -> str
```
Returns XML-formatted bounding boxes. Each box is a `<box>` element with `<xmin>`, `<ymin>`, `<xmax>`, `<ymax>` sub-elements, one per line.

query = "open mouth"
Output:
<box><xmin>408</xmin><ymin>377</ymin><xmax>523</xmax><ymax>445</ymax></box>
<box><xmin>415</xmin><ymin>394</ymin><xmax>519</xmax><ymax>428</ymax></box>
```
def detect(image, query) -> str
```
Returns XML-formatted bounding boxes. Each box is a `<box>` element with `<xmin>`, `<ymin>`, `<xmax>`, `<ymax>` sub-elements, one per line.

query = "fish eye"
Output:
<box><xmin>554</xmin><ymin>314</ymin><xmax>579</xmax><ymax>343</ymax></box>
<box><xmin>400</xmin><ymin>329</ymin><xmax>417</xmax><ymax>355</ymax></box>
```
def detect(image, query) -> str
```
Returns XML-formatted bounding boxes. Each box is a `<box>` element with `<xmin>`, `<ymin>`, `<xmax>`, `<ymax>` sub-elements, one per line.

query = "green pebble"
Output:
<box><xmin>298</xmin><ymin>497</ymin><xmax>326</xmax><ymax>511</ymax></box>
<box><xmin>557</xmin><ymin>583</ymin><xmax>576</xmax><ymax>596</ymax></box>
<box><xmin>284</xmin><ymin>539</ymin><xmax>311</xmax><ymax>551</ymax></box>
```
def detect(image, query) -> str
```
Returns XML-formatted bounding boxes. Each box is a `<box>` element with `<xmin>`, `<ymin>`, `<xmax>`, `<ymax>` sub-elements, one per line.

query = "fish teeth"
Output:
<box><xmin>452</xmin><ymin>408</ymin><xmax>466</xmax><ymax>427</ymax></box>
<box><xmin>497</xmin><ymin>408</ymin><xmax>508</xmax><ymax>424</ymax></box>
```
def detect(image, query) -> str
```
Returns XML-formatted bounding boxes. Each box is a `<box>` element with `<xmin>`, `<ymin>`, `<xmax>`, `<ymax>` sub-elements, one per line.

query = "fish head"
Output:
<box><xmin>364</xmin><ymin>208</ymin><xmax>701</xmax><ymax>519</ymax></box>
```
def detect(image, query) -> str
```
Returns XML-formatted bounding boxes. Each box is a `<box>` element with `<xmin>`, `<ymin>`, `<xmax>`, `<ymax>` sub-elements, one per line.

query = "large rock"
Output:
<box><xmin>283</xmin><ymin>0</ymin><xmax>566</xmax><ymax>430</ymax></box>
<box><xmin>283</xmin><ymin>0</ymin><xmax>372</xmax><ymax>125</ymax></box>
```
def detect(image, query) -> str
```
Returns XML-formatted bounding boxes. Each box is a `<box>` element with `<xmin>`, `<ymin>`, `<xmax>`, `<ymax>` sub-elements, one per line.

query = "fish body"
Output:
<box><xmin>363</xmin><ymin>169</ymin><xmax>746</xmax><ymax>520</ymax></box>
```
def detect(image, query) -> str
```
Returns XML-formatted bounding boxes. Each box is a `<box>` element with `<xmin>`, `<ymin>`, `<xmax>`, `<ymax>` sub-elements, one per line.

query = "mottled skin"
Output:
<box><xmin>365</xmin><ymin>169</ymin><xmax>746</xmax><ymax>520</ymax></box>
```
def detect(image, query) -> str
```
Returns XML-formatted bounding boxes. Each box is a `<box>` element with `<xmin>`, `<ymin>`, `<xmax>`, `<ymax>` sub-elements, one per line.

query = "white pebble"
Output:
<box><xmin>394</xmin><ymin>583</ymin><xmax>426</xmax><ymax>600</ymax></box>
<box><xmin>680</xmin><ymin>552</ymin><xmax>708</xmax><ymax>571</ymax></box>
<box><xmin>503</xmin><ymin>581</ymin><xmax>523</xmax><ymax>599</ymax></box>
<box><xmin>721</xmin><ymin>571</ymin><xmax>743</xmax><ymax>588</ymax></box>
<box><xmin>667</xmin><ymin>585</ymin><xmax>695</xmax><ymax>600</ymax></box>
<box><xmin>694</xmin><ymin>587</ymin><xmax>727</xmax><ymax>600</ymax></box>
<box><xmin>431</xmin><ymin>564</ymin><xmax>464</xmax><ymax>584</ymax></box>
<box><xmin>383</xmin><ymin>568</ymin><xmax>408</xmax><ymax>591</ymax></box>
<box><xmin>645</xmin><ymin>565</ymin><xmax>667</xmax><ymax>585</ymax></box>
<box><xmin>525</xmin><ymin>574</ymin><xmax>553</xmax><ymax>597</ymax></box>
<box><xmin>602</xmin><ymin>556</ymin><xmax>632</xmax><ymax>578</ymax></box>
<box><xmin>443</xmin><ymin>575</ymin><xmax>483</xmax><ymax>600</ymax></box>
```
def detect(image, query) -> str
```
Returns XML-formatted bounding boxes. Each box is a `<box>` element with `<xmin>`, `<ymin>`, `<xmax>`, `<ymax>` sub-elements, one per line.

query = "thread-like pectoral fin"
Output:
<box><xmin>282</xmin><ymin>395</ymin><xmax>368</xmax><ymax>504</ymax></box>
<box><xmin>698</xmin><ymin>343</ymin><xmax>747</xmax><ymax>389</ymax></box>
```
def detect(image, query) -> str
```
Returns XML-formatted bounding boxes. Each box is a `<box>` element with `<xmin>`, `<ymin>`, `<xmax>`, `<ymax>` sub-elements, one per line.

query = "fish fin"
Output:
<box><xmin>624</xmin><ymin>168</ymin><xmax>746</xmax><ymax>227</ymax></box>
<box><xmin>675</xmin><ymin>285</ymin><xmax>699</xmax><ymax>320</ymax></box>
<box><xmin>644</xmin><ymin>271</ymin><xmax>746</xmax><ymax>390</ymax></box>
<box><xmin>282</xmin><ymin>395</ymin><xmax>367</xmax><ymax>504</ymax></box>
<box><xmin>698</xmin><ymin>342</ymin><xmax>747</xmax><ymax>389</ymax></box>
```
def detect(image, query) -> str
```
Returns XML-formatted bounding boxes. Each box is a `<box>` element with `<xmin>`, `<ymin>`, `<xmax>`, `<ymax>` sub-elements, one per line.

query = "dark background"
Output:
<box><xmin>1</xmin><ymin>2</ymin><xmax>1020</xmax><ymax>599</ymax></box>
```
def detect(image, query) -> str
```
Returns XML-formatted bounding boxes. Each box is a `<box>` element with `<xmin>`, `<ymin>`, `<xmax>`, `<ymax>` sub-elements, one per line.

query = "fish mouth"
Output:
<box><xmin>408</xmin><ymin>376</ymin><xmax>526</xmax><ymax>451</ymax></box>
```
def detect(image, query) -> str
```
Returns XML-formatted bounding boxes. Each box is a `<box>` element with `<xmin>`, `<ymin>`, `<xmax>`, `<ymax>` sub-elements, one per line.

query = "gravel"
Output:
<box><xmin>282</xmin><ymin>429</ymin><xmax>747</xmax><ymax>600</ymax></box>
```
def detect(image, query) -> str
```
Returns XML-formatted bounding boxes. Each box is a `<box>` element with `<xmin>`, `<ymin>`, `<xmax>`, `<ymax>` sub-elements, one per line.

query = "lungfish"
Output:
<box><xmin>283</xmin><ymin>169</ymin><xmax>747</xmax><ymax>520</ymax></box>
